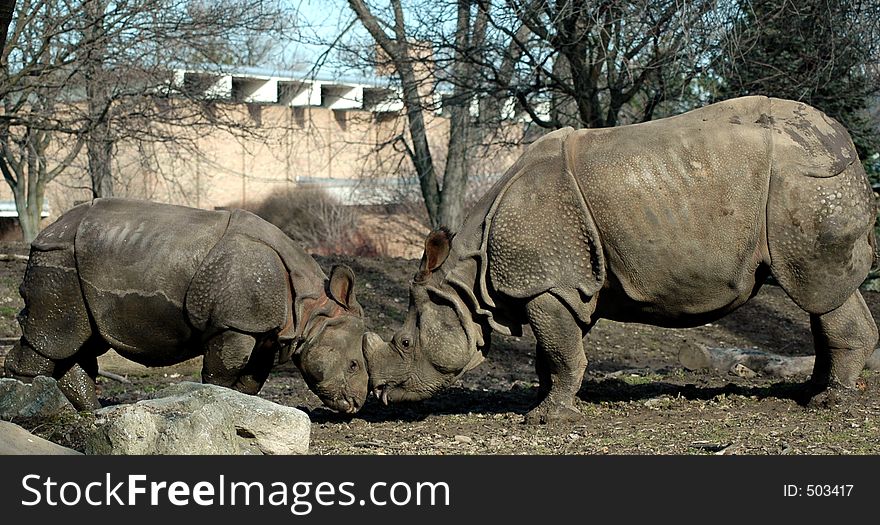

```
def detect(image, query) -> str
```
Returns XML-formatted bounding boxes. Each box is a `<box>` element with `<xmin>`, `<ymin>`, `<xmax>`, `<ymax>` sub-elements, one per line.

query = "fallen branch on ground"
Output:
<box><xmin>98</xmin><ymin>370</ymin><xmax>131</xmax><ymax>384</ymax></box>
<box><xmin>679</xmin><ymin>346</ymin><xmax>880</xmax><ymax>378</ymax></box>
<box><xmin>0</xmin><ymin>254</ymin><xmax>28</xmax><ymax>262</ymax></box>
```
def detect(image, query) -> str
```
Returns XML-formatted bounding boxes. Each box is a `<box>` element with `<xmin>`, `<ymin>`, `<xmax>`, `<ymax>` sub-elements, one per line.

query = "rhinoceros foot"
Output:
<box><xmin>523</xmin><ymin>399</ymin><xmax>584</xmax><ymax>425</ymax></box>
<box><xmin>805</xmin><ymin>384</ymin><xmax>862</xmax><ymax>410</ymax></box>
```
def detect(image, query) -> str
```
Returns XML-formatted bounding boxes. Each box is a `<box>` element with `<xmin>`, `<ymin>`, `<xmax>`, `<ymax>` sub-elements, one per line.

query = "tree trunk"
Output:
<box><xmin>398</xmin><ymin>69</ymin><xmax>441</xmax><ymax>226</ymax></box>
<box><xmin>550</xmin><ymin>55</ymin><xmax>580</xmax><ymax>128</ymax></box>
<box><xmin>11</xmin><ymin>183</ymin><xmax>40</xmax><ymax>243</ymax></box>
<box><xmin>0</xmin><ymin>0</ymin><xmax>15</xmax><ymax>50</ymax></box>
<box><xmin>438</xmin><ymin>102</ymin><xmax>470</xmax><ymax>230</ymax></box>
<box><xmin>84</xmin><ymin>0</ymin><xmax>113</xmax><ymax>198</ymax></box>
<box><xmin>17</xmin><ymin>204</ymin><xmax>40</xmax><ymax>243</ymax></box>
<box><xmin>88</xmin><ymin>132</ymin><xmax>113</xmax><ymax>198</ymax></box>
<box><xmin>435</xmin><ymin>0</ymin><xmax>488</xmax><ymax>230</ymax></box>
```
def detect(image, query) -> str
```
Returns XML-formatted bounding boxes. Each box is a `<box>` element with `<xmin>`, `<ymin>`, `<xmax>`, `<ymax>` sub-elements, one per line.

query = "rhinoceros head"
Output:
<box><xmin>365</xmin><ymin>229</ymin><xmax>486</xmax><ymax>404</ymax></box>
<box><xmin>292</xmin><ymin>265</ymin><xmax>371</xmax><ymax>414</ymax></box>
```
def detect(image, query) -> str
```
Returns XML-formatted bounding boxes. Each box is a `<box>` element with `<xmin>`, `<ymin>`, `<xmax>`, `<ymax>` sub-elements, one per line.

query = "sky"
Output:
<box><xmin>285</xmin><ymin>0</ymin><xmax>361</xmax><ymax>72</ymax></box>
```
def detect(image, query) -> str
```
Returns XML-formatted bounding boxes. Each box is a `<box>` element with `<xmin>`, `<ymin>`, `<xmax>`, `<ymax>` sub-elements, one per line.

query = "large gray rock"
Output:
<box><xmin>0</xmin><ymin>420</ymin><xmax>81</xmax><ymax>455</ymax></box>
<box><xmin>84</xmin><ymin>382</ymin><xmax>310</xmax><ymax>455</ymax></box>
<box><xmin>0</xmin><ymin>376</ymin><xmax>75</xmax><ymax>421</ymax></box>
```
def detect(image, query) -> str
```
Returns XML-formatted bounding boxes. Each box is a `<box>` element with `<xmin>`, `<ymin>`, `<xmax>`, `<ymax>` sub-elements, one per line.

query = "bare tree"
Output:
<box><xmin>497</xmin><ymin>0</ymin><xmax>724</xmax><ymax>129</ymax></box>
<box><xmin>342</xmin><ymin>0</ymin><xmax>728</xmax><ymax>229</ymax></box>
<box><xmin>0</xmin><ymin>2</ymin><xmax>91</xmax><ymax>241</ymax></box>
<box><xmin>75</xmin><ymin>0</ymin><xmax>293</xmax><ymax>198</ymax></box>
<box><xmin>82</xmin><ymin>0</ymin><xmax>112</xmax><ymax>197</ymax></box>
<box><xmin>0</xmin><ymin>0</ymin><xmax>293</xmax><ymax>240</ymax></box>
<box><xmin>348</xmin><ymin>0</ymin><xmax>444</xmax><ymax>227</ymax></box>
<box><xmin>347</xmin><ymin>0</ymin><xmax>496</xmax><ymax>229</ymax></box>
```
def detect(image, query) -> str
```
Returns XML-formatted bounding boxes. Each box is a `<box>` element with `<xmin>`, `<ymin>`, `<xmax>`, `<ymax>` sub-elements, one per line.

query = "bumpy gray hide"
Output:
<box><xmin>367</xmin><ymin>96</ymin><xmax>879</xmax><ymax>423</ymax></box>
<box><xmin>5</xmin><ymin>198</ymin><xmax>369</xmax><ymax>414</ymax></box>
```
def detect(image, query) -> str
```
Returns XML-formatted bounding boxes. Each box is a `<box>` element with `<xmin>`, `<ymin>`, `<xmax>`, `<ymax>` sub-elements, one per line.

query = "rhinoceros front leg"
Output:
<box><xmin>54</xmin><ymin>355</ymin><xmax>100</xmax><ymax>411</ymax></box>
<box><xmin>808</xmin><ymin>290</ymin><xmax>878</xmax><ymax>407</ymax></box>
<box><xmin>524</xmin><ymin>293</ymin><xmax>589</xmax><ymax>424</ymax></box>
<box><xmin>233</xmin><ymin>338</ymin><xmax>278</xmax><ymax>395</ymax></box>
<box><xmin>202</xmin><ymin>330</ymin><xmax>273</xmax><ymax>395</ymax></box>
<box><xmin>202</xmin><ymin>330</ymin><xmax>256</xmax><ymax>388</ymax></box>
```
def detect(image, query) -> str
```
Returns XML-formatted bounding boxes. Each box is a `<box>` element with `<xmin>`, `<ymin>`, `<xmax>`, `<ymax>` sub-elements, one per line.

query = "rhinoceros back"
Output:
<box><xmin>568</xmin><ymin>96</ymin><xmax>773</xmax><ymax>322</ymax></box>
<box><xmin>75</xmin><ymin>198</ymin><xmax>230</xmax><ymax>360</ymax></box>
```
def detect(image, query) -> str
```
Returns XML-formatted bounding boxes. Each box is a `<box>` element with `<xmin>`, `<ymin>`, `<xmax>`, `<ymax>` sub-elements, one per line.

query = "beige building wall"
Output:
<box><xmin>0</xmin><ymin>101</ymin><xmax>525</xmax><ymax>230</ymax></box>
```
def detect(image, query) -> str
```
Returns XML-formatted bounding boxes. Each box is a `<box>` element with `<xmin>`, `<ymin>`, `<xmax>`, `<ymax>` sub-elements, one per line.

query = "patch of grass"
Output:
<box><xmin>619</xmin><ymin>373</ymin><xmax>663</xmax><ymax>386</ymax></box>
<box><xmin>668</xmin><ymin>368</ymin><xmax>688</xmax><ymax>380</ymax></box>
<box><xmin>0</xmin><ymin>275</ymin><xmax>21</xmax><ymax>290</ymax></box>
<box><xmin>18</xmin><ymin>410</ymin><xmax>94</xmax><ymax>453</ymax></box>
<box><xmin>0</xmin><ymin>305</ymin><xmax>18</xmax><ymax>318</ymax></box>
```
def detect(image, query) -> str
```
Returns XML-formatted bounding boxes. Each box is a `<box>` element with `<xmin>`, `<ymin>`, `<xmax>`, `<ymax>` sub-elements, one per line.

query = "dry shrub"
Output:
<box><xmin>357</xmin><ymin>209</ymin><xmax>428</xmax><ymax>259</ymax></box>
<box><xmin>247</xmin><ymin>187</ymin><xmax>381</xmax><ymax>256</ymax></box>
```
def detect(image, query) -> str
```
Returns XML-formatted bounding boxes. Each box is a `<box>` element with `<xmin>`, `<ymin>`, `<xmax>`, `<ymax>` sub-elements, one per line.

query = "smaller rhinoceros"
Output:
<box><xmin>364</xmin><ymin>96</ymin><xmax>879</xmax><ymax>424</ymax></box>
<box><xmin>3</xmin><ymin>198</ymin><xmax>371</xmax><ymax>413</ymax></box>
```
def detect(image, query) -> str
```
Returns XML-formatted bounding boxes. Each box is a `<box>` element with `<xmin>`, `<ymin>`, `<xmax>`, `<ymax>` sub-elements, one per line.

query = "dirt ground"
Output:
<box><xmin>1</xmin><ymin>242</ymin><xmax>879</xmax><ymax>455</ymax></box>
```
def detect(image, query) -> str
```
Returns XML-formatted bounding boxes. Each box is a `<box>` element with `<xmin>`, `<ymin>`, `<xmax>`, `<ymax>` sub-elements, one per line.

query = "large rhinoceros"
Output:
<box><xmin>364</xmin><ymin>96</ymin><xmax>879</xmax><ymax>423</ymax></box>
<box><xmin>4</xmin><ymin>198</ymin><xmax>371</xmax><ymax>413</ymax></box>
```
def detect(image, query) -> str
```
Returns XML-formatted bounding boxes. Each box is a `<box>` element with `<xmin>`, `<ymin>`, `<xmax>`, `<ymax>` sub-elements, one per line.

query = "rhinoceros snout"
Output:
<box><xmin>327</xmin><ymin>395</ymin><xmax>362</xmax><ymax>414</ymax></box>
<box><xmin>347</xmin><ymin>395</ymin><xmax>363</xmax><ymax>413</ymax></box>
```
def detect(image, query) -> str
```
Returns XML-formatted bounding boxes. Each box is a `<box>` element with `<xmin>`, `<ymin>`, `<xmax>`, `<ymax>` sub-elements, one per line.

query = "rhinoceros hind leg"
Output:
<box><xmin>4</xmin><ymin>340</ymin><xmax>55</xmax><ymax>379</ymax></box>
<box><xmin>807</xmin><ymin>291</ymin><xmax>878</xmax><ymax>407</ymax></box>
<box><xmin>19</xmin><ymin>248</ymin><xmax>95</xmax><ymax>361</ymax></box>
<box><xmin>523</xmin><ymin>293</ymin><xmax>589</xmax><ymax>424</ymax></box>
<box><xmin>5</xmin><ymin>339</ymin><xmax>101</xmax><ymax>411</ymax></box>
<box><xmin>53</xmin><ymin>353</ymin><xmax>100</xmax><ymax>411</ymax></box>
<box><xmin>767</xmin><ymin>161</ymin><xmax>875</xmax><ymax>315</ymax></box>
<box><xmin>201</xmin><ymin>330</ymin><xmax>258</xmax><ymax>390</ymax></box>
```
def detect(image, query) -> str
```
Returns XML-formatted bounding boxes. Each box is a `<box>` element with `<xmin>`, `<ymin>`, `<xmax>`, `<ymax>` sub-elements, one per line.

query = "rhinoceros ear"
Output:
<box><xmin>329</xmin><ymin>264</ymin><xmax>359</xmax><ymax>312</ymax></box>
<box><xmin>422</xmin><ymin>227</ymin><xmax>453</xmax><ymax>274</ymax></box>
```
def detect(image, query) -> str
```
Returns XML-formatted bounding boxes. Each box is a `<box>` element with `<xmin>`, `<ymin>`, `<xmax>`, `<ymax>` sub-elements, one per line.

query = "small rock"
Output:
<box><xmin>730</xmin><ymin>363</ymin><xmax>757</xmax><ymax>379</ymax></box>
<box><xmin>690</xmin><ymin>441</ymin><xmax>731</xmax><ymax>452</ymax></box>
<box><xmin>85</xmin><ymin>382</ymin><xmax>310</xmax><ymax>455</ymax></box>
<box><xmin>453</xmin><ymin>435</ymin><xmax>473</xmax><ymax>444</ymax></box>
<box><xmin>714</xmin><ymin>443</ymin><xmax>740</xmax><ymax>455</ymax></box>
<box><xmin>678</xmin><ymin>346</ymin><xmax>711</xmax><ymax>371</ymax></box>
<box><xmin>0</xmin><ymin>421</ymin><xmax>81</xmax><ymax>455</ymax></box>
<box><xmin>643</xmin><ymin>396</ymin><xmax>673</xmax><ymax>409</ymax></box>
<box><xmin>0</xmin><ymin>377</ymin><xmax>75</xmax><ymax>420</ymax></box>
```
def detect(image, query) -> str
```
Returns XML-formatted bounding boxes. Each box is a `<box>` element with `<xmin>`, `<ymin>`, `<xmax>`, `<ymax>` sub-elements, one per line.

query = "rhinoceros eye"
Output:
<box><xmin>349</xmin><ymin>360</ymin><xmax>360</xmax><ymax>373</ymax></box>
<box><xmin>400</xmin><ymin>337</ymin><xmax>411</xmax><ymax>348</ymax></box>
